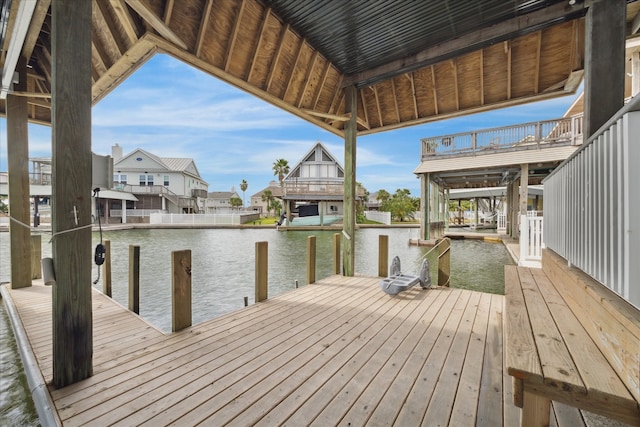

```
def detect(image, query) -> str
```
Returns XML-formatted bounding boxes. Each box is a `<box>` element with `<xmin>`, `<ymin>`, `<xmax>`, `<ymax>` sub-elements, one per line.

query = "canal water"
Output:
<box><xmin>0</xmin><ymin>227</ymin><xmax>513</xmax><ymax>424</ymax></box>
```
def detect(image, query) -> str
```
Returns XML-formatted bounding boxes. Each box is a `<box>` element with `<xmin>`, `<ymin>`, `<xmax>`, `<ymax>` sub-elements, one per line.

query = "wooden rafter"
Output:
<box><xmin>91</xmin><ymin>43</ymin><xmax>103</xmax><ymax>81</ymax></box>
<box><xmin>391</xmin><ymin>78</ymin><xmax>400</xmax><ymax>123</ymax></box>
<box><xmin>163</xmin><ymin>0</ymin><xmax>174</xmax><ymax>24</ymax></box>
<box><xmin>110</xmin><ymin>0</ymin><xmax>139</xmax><ymax>46</ymax></box>
<box><xmin>124</xmin><ymin>0</ymin><xmax>187</xmax><ymax>50</ymax></box>
<box><xmin>312</xmin><ymin>61</ymin><xmax>330</xmax><ymax>110</ymax></box>
<box><xmin>452</xmin><ymin>59</ymin><xmax>459</xmax><ymax>110</ymax></box>
<box><xmin>9</xmin><ymin>91</ymin><xmax>52</xmax><ymax>98</ymax></box>
<box><xmin>246</xmin><ymin>7</ymin><xmax>271</xmax><ymax>83</ymax></box>
<box><xmin>409</xmin><ymin>72</ymin><xmax>419</xmax><ymax>119</ymax></box>
<box><xmin>225</xmin><ymin>0</ymin><xmax>246</xmax><ymax>72</ymax></box>
<box><xmin>297</xmin><ymin>50</ymin><xmax>318</xmax><ymax>108</ymax></box>
<box><xmin>22</xmin><ymin>0</ymin><xmax>50</xmax><ymax>60</ymax></box>
<box><xmin>431</xmin><ymin>65</ymin><xmax>439</xmax><ymax>115</ymax></box>
<box><xmin>359</xmin><ymin>89</ymin><xmax>370</xmax><ymax>129</ymax></box>
<box><xmin>195</xmin><ymin>0</ymin><xmax>214</xmax><ymax>58</ymax></box>
<box><xmin>283</xmin><ymin>37</ymin><xmax>306</xmax><ymax>100</ymax></box>
<box><xmin>34</xmin><ymin>47</ymin><xmax>52</xmax><ymax>83</ymax></box>
<box><xmin>266</xmin><ymin>23</ymin><xmax>290</xmax><ymax>92</ymax></box>
<box><xmin>534</xmin><ymin>31</ymin><xmax>541</xmax><ymax>93</ymax></box>
<box><xmin>569</xmin><ymin>19</ymin><xmax>578</xmax><ymax>72</ymax></box>
<box><xmin>372</xmin><ymin>86</ymin><xmax>383</xmax><ymax>126</ymax></box>
<box><xmin>301</xmin><ymin>109</ymin><xmax>351</xmax><ymax>122</ymax></box>
<box><xmin>327</xmin><ymin>77</ymin><xmax>343</xmax><ymax>115</ymax></box>
<box><xmin>480</xmin><ymin>49</ymin><xmax>485</xmax><ymax>105</ymax></box>
<box><xmin>92</xmin><ymin>34</ymin><xmax>112</xmax><ymax>70</ymax></box>
<box><xmin>95</xmin><ymin>0</ymin><xmax>127</xmax><ymax>56</ymax></box>
<box><xmin>505</xmin><ymin>41</ymin><xmax>512</xmax><ymax>99</ymax></box>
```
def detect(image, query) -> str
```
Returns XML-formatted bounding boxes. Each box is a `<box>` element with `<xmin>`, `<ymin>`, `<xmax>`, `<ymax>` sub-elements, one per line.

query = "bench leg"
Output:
<box><xmin>521</xmin><ymin>390</ymin><xmax>551</xmax><ymax>427</ymax></box>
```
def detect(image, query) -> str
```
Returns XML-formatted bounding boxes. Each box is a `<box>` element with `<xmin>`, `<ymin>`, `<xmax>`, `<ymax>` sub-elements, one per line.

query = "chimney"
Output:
<box><xmin>112</xmin><ymin>143</ymin><xmax>123</xmax><ymax>162</ymax></box>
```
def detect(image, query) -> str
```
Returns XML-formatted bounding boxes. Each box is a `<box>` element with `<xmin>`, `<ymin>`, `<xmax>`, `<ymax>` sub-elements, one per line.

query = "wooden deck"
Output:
<box><xmin>2</xmin><ymin>276</ymin><xmax>594</xmax><ymax>426</ymax></box>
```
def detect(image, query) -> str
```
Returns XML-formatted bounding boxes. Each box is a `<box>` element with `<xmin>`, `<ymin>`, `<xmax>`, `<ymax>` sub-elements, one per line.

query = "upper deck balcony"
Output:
<box><xmin>420</xmin><ymin>114</ymin><xmax>584</xmax><ymax>160</ymax></box>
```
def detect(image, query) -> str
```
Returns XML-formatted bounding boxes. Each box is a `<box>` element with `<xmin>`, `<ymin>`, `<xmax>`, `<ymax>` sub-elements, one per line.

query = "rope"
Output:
<box><xmin>7</xmin><ymin>215</ymin><xmax>93</xmax><ymax>242</ymax></box>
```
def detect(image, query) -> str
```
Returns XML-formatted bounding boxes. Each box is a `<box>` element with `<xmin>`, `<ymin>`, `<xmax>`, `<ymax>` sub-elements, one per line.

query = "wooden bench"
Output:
<box><xmin>505</xmin><ymin>249</ymin><xmax>640</xmax><ymax>427</ymax></box>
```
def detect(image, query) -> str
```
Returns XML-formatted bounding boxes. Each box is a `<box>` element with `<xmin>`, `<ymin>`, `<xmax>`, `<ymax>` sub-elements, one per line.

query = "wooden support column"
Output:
<box><xmin>343</xmin><ymin>85</ymin><xmax>357</xmax><ymax>276</ymax></box>
<box><xmin>129</xmin><ymin>245</ymin><xmax>140</xmax><ymax>314</ymax></box>
<box><xmin>255</xmin><ymin>241</ymin><xmax>268</xmax><ymax>301</ymax></box>
<box><xmin>7</xmin><ymin>57</ymin><xmax>31</xmax><ymax>289</ymax></box>
<box><xmin>103</xmin><ymin>240</ymin><xmax>112</xmax><ymax>297</ymax></box>
<box><xmin>584</xmin><ymin>0</ymin><xmax>625</xmax><ymax>138</ymax></box>
<box><xmin>306</xmin><ymin>235</ymin><xmax>316</xmax><ymax>284</ymax></box>
<box><xmin>171</xmin><ymin>249</ymin><xmax>192</xmax><ymax>331</ymax></box>
<box><xmin>378</xmin><ymin>234</ymin><xmax>388</xmax><ymax>277</ymax></box>
<box><xmin>51</xmin><ymin>0</ymin><xmax>93</xmax><ymax>388</ymax></box>
<box><xmin>31</xmin><ymin>235</ymin><xmax>41</xmax><ymax>280</ymax></box>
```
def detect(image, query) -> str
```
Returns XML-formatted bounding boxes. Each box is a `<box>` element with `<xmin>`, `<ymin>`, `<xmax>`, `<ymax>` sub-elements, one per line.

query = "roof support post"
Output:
<box><xmin>584</xmin><ymin>0</ymin><xmax>625</xmax><ymax>138</ymax></box>
<box><xmin>343</xmin><ymin>85</ymin><xmax>357</xmax><ymax>276</ymax></box>
<box><xmin>51</xmin><ymin>0</ymin><xmax>93</xmax><ymax>388</ymax></box>
<box><xmin>421</xmin><ymin>173</ymin><xmax>431</xmax><ymax>241</ymax></box>
<box><xmin>7</xmin><ymin>57</ymin><xmax>31</xmax><ymax>289</ymax></box>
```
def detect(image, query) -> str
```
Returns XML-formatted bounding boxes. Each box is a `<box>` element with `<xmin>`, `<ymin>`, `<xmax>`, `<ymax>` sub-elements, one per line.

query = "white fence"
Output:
<box><xmin>149</xmin><ymin>212</ymin><xmax>260</xmax><ymax>225</ymax></box>
<box><xmin>544</xmin><ymin>109</ymin><xmax>640</xmax><ymax>307</ymax></box>
<box><xmin>497</xmin><ymin>213</ymin><xmax>507</xmax><ymax>232</ymax></box>
<box><xmin>365</xmin><ymin>210</ymin><xmax>391</xmax><ymax>225</ymax></box>
<box><xmin>519</xmin><ymin>214</ymin><xmax>544</xmax><ymax>268</ymax></box>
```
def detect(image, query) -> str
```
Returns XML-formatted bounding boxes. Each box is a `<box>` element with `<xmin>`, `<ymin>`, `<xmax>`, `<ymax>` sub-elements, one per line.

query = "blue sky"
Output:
<box><xmin>0</xmin><ymin>54</ymin><xmax>581</xmax><ymax>197</ymax></box>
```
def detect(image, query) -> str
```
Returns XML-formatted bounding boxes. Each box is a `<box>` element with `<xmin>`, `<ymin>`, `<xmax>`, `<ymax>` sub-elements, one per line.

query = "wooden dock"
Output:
<box><xmin>2</xmin><ymin>276</ymin><xmax>594</xmax><ymax>426</ymax></box>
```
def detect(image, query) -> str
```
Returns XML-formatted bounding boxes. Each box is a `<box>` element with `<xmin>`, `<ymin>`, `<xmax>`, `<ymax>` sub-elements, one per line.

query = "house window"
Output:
<box><xmin>147</xmin><ymin>175</ymin><xmax>154</xmax><ymax>186</ymax></box>
<box><xmin>164</xmin><ymin>175</ymin><xmax>169</xmax><ymax>186</ymax></box>
<box><xmin>139</xmin><ymin>175</ymin><xmax>146</xmax><ymax>186</ymax></box>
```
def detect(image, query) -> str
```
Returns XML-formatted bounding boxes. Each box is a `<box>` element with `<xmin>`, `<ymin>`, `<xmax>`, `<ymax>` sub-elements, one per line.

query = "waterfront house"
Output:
<box><xmin>203</xmin><ymin>189</ymin><xmax>241</xmax><ymax>213</ymax></box>
<box><xmin>110</xmin><ymin>144</ymin><xmax>208</xmax><ymax>220</ymax></box>
<box><xmin>249</xmin><ymin>180</ymin><xmax>283</xmax><ymax>216</ymax></box>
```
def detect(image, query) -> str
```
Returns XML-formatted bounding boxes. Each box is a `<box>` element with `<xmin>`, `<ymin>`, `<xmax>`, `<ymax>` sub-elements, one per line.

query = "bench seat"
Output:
<box><xmin>505</xmin><ymin>264</ymin><xmax>640</xmax><ymax>427</ymax></box>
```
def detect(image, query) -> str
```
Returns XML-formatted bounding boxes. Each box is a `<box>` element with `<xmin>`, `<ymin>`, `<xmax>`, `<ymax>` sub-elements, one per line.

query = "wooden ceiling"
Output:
<box><xmin>0</xmin><ymin>1</ymin><xmax>636</xmax><ymax>137</ymax></box>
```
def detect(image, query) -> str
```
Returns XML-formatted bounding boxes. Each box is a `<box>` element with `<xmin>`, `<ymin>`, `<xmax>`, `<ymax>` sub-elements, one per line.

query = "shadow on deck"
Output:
<box><xmin>2</xmin><ymin>276</ymin><xmax>595</xmax><ymax>426</ymax></box>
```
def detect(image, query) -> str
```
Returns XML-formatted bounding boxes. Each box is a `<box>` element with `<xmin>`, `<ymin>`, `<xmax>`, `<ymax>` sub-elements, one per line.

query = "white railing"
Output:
<box><xmin>497</xmin><ymin>213</ymin><xmax>507</xmax><ymax>231</ymax></box>
<box><xmin>544</xmin><ymin>106</ymin><xmax>640</xmax><ymax>307</ymax></box>
<box><xmin>520</xmin><ymin>214</ymin><xmax>544</xmax><ymax>268</ymax></box>
<box><xmin>149</xmin><ymin>212</ymin><xmax>260</xmax><ymax>225</ymax></box>
<box><xmin>110</xmin><ymin>209</ymin><xmax>163</xmax><ymax>217</ymax></box>
<box><xmin>365</xmin><ymin>211</ymin><xmax>391</xmax><ymax>225</ymax></box>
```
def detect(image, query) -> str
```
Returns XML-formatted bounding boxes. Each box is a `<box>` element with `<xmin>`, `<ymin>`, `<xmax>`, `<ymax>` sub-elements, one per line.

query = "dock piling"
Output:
<box><xmin>307</xmin><ymin>236</ymin><xmax>316</xmax><ymax>284</ymax></box>
<box><xmin>103</xmin><ymin>240</ymin><xmax>111</xmax><ymax>297</ymax></box>
<box><xmin>129</xmin><ymin>245</ymin><xmax>140</xmax><ymax>314</ymax></box>
<box><xmin>255</xmin><ymin>241</ymin><xmax>268</xmax><ymax>302</ymax></box>
<box><xmin>31</xmin><ymin>235</ymin><xmax>41</xmax><ymax>280</ymax></box>
<box><xmin>172</xmin><ymin>249</ymin><xmax>192</xmax><ymax>331</ymax></box>
<box><xmin>378</xmin><ymin>235</ymin><xmax>389</xmax><ymax>277</ymax></box>
<box><xmin>333</xmin><ymin>233</ymin><xmax>340</xmax><ymax>275</ymax></box>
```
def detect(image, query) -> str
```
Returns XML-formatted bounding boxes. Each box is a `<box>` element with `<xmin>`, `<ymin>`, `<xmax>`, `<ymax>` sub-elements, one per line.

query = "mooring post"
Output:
<box><xmin>255</xmin><ymin>241</ymin><xmax>268</xmax><ymax>302</ymax></box>
<box><xmin>438</xmin><ymin>238</ymin><xmax>451</xmax><ymax>287</ymax></box>
<box><xmin>129</xmin><ymin>245</ymin><xmax>140</xmax><ymax>314</ymax></box>
<box><xmin>31</xmin><ymin>235</ymin><xmax>41</xmax><ymax>280</ymax></box>
<box><xmin>172</xmin><ymin>249</ymin><xmax>192</xmax><ymax>331</ymax></box>
<box><xmin>103</xmin><ymin>240</ymin><xmax>112</xmax><ymax>297</ymax></box>
<box><xmin>307</xmin><ymin>235</ymin><xmax>316</xmax><ymax>284</ymax></box>
<box><xmin>378</xmin><ymin>235</ymin><xmax>389</xmax><ymax>277</ymax></box>
<box><xmin>244</xmin><ymin>296</ymin><xmax>248</xmax><ymax>307</ymax></box>
<box><xmin>333</xmin><ymin>233</ymin><xmax>341</xmax><ymax>275</ymax></box>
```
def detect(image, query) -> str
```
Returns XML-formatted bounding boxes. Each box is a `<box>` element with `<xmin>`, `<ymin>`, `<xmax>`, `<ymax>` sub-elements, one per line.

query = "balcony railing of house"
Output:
<box><xmin>544</xmin><ymin>101</ymin><xmax>640</xmax><ymax>307</ymax></box>
<box><xmin>284</xmin><ymin>180</ymin><xmax>366</xmax><ymax>197</ymax></box>
<box><xmin>421</xmin><ymin>114</ymin><xmax>583</xmax><ymax>159</ymax></box>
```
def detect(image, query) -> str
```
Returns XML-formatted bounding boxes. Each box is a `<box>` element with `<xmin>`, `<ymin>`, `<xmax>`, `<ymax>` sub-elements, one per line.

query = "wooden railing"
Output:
<box><xmin>544</xmin><ymin>103</ymin><xmax>640</xmax><ymax>307</ymax></box>
<box><xmin>421</xmin><ymin>114</ymin><xmax>583</xmax><ymax>159</ymax></box>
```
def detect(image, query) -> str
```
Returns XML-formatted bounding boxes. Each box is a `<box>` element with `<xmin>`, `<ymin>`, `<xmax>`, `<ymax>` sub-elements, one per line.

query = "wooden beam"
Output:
<box><xmin>301</xmin><ymin>108</ymin><xmax>350</xmax><ymax>122</ymax></box>
<box><xmin>265</xmin><ymin>23</ymin><xmax>289</xmax><ymax>92</ymax></box>
<box><xmin>22</xmin><ymin>0</ymin><xmax>50</xmax><ymax>60</ymax></box>
<box><xmin>506</xmin><ymin>41</ymin><xmax>512</xmax><ymax>100</ymax></box>
<box><xmin>452</xmin><ymin>59</ymin><xmax>459</xmax><ymax>110</ymax></box>
<box><xmin>95</xmin><ymin>0</ymin><xmax>128</xmax><ymax>55</ymax></box>
<box><xmin>391</xmin><ymin>78</ymin><xmax>400</xmax><ymax>123</ymax></box>
<box><xmin>224</xmin><ymin>0</ymin><xmax>246</xmax><ymax>72</ymax></box>
<box><xmin>373</xmin><ymin>85</ymin><xmax>383</xmax><ymax>126</ymax></box>
<box><xmin>7</xmin><ymin>58</ymin><xmax>31</xmax><ymax>289</ymax></box>
<box><xmin>51</xmin><ymin>0</ymin><xmax>93</xmax><ymax>387</ymax></box>
<box><xmin>124</xmin><ymin>0</ymin><xmax>187</xmax><ymax>50</ymax></box>
<box><xmin>283</xmin><ymin>37</ymin><xmax>306</xmax><ymax>101</ymax></box>
<box><xmin>632</xmin><ymin>9</ymin><xmax>640</xmax><ymax>34</ymax></box>
<box><xmin>195</xmin><ymin>0</ymin><xmax>214</xmax><ymax>58</ymax></box>
<box><xmin>92</xmin><ymin>33</ymin><xmax>113</xmax><ymax>70</ymax></box>
<box><xmin>409</xmin><ymin>72</ymin><xmax>419</xmax><ymax>119</ymax></box>
<box><xmin>297</xmin><ymin>50</ymin><xmax>318</xmax><ymax>107</ymax></box>
<box><xmin>359</xmin><ymin>88</ymin><xmax>371</xmax><ymax>129</ymax></box>
<box><xmin>327</xmin><ymin>75</ymin><xmax>343</xmax><ymax>116</ymax></box>
<box><xmin>312</xmin><ymin>60</ymin><xmax>331</xmax><ymax>110</ymax></box>
<box><xmin>110</xmin><ymin>0</ymin><xmax>140</xmax><ymax>45</ymax></box>
<box><xmin>163</xmin><ymin>0</ymin><xmax>174</xmax><ymax>24</ymax></box>
<box><xmin>480</xmin><ymin>49</ymin><xmax>485</xmax><ymax>105</ymax></box>
<box><xmin>431</xmin><ymin>65</ymin><xmax>439</xmax><ymax>115</ymax></box>
<box><xmin>343</xmin><ymin>85</ymin><xmax>357</xmax><ymax>276</ymax></box>
<box><xmin>246</xmin><ymin>7</ymin><xmax>271</xmax><ymax>84</ymax></box>
<box><xmin>534</xmin><ymin>31</ymin><xmax>542</xmax><ymax>93</ymax></box>
<box><xmin>343</xmin><ymin>2</ymin><xmax>586</xmax><ymax>87</ymax></box>
<box><xmin>9</xmin><ymin>91</ymin><xmax>52</xmax><ymax>98</ymax></box>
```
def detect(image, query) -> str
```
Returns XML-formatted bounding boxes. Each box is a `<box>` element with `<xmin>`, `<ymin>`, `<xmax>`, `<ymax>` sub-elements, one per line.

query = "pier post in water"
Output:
<box><xmin>438</xmin><ymin>238</ymin><xmax>451</xmax><ymax>287</ymax></box>
<box><xmin>129</xmin><ymin>245</ymin><xmax>140</xmax><ymax>314</ymax></box>
<box><xmin>103</xmin><ymin>240</ymin><xmax>112</xmax><ymax>297</ymax></box>
<box><xmin>307</xmin><ymin>235</ymin><xmax>316</xmax><ymax>284</ymax></box>
<box><xmin>172</xmin><ymin>250</ymin><xmax>192</xmax><ymax>331</ymax></box>
<box><xmin>31</xmin><ymin>235</ymin><xmax>42</xmax><ymax>280</ymax></box>
<box><xmin>255</xmin><ymin>242</ymin><xmax>268</xmax><ymax>302</ymax></box>
<box><xmin>378</xmin><ymin>235</ymin><xmax>388</xmax><ymax>277</ymax></box>
<box><xmin>333</xmin><ymin>233</ymin><xmax>341</xmax><ymax>275</ymax></box>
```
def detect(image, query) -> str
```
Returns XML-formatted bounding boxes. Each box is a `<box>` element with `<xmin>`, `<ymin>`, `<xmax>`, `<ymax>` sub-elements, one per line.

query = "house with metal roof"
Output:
<box><xmin>111</xmin><ymin>144</ymin><xmax>208</xmax><ymax>218</ymax></box>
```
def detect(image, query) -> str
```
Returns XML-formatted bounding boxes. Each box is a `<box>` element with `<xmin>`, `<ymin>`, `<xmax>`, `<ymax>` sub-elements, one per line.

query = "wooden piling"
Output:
<box><xmin>103</xmin><ymin>240</ymin><xmax>112</xmax><ymax>297</ymax></box>
<box><xmin>172</xmin><ymin>249</ymin><xmax>192</xmax><ymax>331</ymax></box>
<box><xmin>307</xmin><ymin>235</ymin><xmax>316</xmax><ymax>284</ymax></box>
<box><xmin>31</xmin><ymin>235</ymin><xmax>42</xmax><ymax>280</ymax></box>
<box><xmin>255</xmin><ymin>241</ymin><xmax>268</xmax><ymax>302</ymax></box>
<box><xmin>438</xmin><ymin>238</ymin><xmax>451</xmax><ymax>287</ymax></box>
<box><xmin>128</xmin><ymin>245</ymin><xmax>140</xmax><ymax>314</ymax></box>
<box><xmin>333</xmin><ymin>233</ymin><xmax>341</xmax><ymax>275</ymax></box>
<box><xmin>378</xmin><ymin>235</ymin><xmax>389</xmax><ymax>277</ymax></box>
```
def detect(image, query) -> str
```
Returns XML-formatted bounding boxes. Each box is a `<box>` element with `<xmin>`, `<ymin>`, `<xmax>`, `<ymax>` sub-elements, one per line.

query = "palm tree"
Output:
<box><xmin>272</xmin><ymin>158</ymin><xmax>290</xmax><ymax>188</ymax></box>
<box><xmin>261</xmin><ymin>189</ymin><xmax>274</xmax><ymax>216</ymax></box>
<box><xmin>240</xmin><ymin>179</ymin><xmax>248</xmax><ymax>209</ymax></box>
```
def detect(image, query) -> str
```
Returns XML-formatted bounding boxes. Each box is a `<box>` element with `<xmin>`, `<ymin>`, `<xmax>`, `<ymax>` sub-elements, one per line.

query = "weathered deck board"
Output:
<box><xmin>2</xmin><ymin>276</ymin><xmax>590</xmax><ymax>426</ymax></box>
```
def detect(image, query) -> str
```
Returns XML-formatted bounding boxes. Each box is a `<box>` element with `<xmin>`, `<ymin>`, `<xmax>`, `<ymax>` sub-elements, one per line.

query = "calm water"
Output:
<box><xmin>0</xmin><ymin>227</ymin><xmax>513</xmax><ymax>424</ymax></box>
